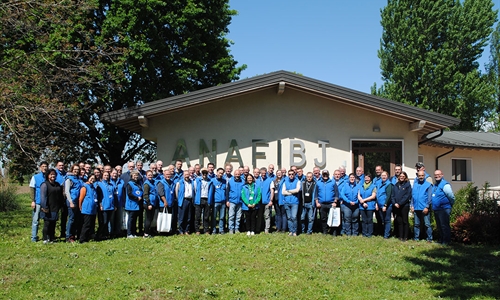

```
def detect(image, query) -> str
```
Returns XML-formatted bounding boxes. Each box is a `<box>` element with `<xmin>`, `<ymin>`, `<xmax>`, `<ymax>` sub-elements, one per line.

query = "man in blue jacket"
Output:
<box><xmin>315</xmin><ymin>170</ymin><xmax>339</xmax><ymax>235</ymax></box>
<box><xmin>29</xmin><ymin>161</ymin><xmax>48</xmax><ymax>242</ymax></box>
<box><xmin>195</xmin><ymin>168</ymin><xmax>214</xmax><ymax>234</ymax></box>
<box><xmin>411</xmin><ymin>170</ymin><xmax>433</xmax><ymax>242</ymax></box>
<box><xmin>212</xmin><ymin>168</ymin><xmax>227</xmax><ymax>234</ymax></box>
<box><xmin>432</xmin><ymin>170</ymin><xmax>455</xmax><ymax>245</ymax></box>
<box><xmin>226</xmin><ymin>169</ymin><xmax>244</xmax><ymax>234</ymax></box>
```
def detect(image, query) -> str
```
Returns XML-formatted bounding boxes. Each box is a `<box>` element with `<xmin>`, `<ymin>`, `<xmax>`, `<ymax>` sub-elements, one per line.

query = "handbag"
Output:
<box><xmin>121</xmin><ymin>210</ymin><xmax>128</xmax><ymax>231</ymax></box>
<box><xmin>157</xmin><ymin>207</ymin><xmax>172</xmax><ymax>233</ymax></box>
<box><xmin>327</xmin><ymin>207</ymin><xmax>341</xmax><ymax>227</ymax></box>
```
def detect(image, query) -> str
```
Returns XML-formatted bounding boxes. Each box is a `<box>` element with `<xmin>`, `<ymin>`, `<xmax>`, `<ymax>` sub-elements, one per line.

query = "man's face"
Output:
<box><xmin>195</xmin><ymin>165</ymin><xmax>201</xmax><ymax>173</ymax></box>
<box><xmin>208</xmin><ymin>164</ymin><xmax>214</xmax><ymax>173</ymax></box>
<box><xmin>234</xmin><ymin>170</ymin><xmax>241</xmax><ymax>180</ymax></box>
<box><xmin>217</xmin><ymin>169</ymin><xmax>224</xmax><ymax>179</ymax></box>
<box><xmin>183</xmin><ymin>171</ymin><xmax>190</xmax><ymax>180</ymax></box>
<box><xmin>339</xmin><ymin>168</ymin><xmax>346</xmax><ymax>177</ymax></box>
<box><xmin>306</xmin><ymin>173</ymin><xmax>313</xmax><ymax>182</ymax></box>
<box><xmin>291</xmin><ymin>166</ymin><xmax>297</xmax><ymax>174</ymax></box>
<box><xmin>149</xmin><ymin>164</ymin><xmax>157</xmax><ymax>172</ymax></box>
<box><xmin>322</xmin><ymin>172</ymin><xmax>329</xmax><ymax>181</ymax></box>
<box><xmin>164</xmin><ymin>171</ymin><xmax>172</xmax><ymax>180</ymax></box>
<box><xmin>104</xmin><ymin>165</ymin><xmax>112</xmax><ymax>173</ymax></box>
<box><xmin>253</xmin><ymin>168</ymin><xmax>260</xmax><ymax>178</ymax></box>
<box><xmin>243</xmin><ymin>166</ymin><xmax>249</xmax><ymax>175</ymax></box>
<box><xmin>394</xmin><ymin>166</ymin><xmax>402</xmax><ymax>176</ymax></box>
<box><xmin>356</xmin><ymin>167</ymin><xmax>363</xmax><ymax>176</ymax></box>
<box><xmin>288</xmin><ymin>171</ymin><xmax>295</xmax><ymax>180</ymax></box>
<box><xmin>260</xmin><ymin>170</ymin><xmax>267</xmax><ymax>178</ymax></box>
<box><xmin>176</xmin><ymin>161</ymin><xmax>182</xmax><ymax>170</ymax></box>
<box><xmin>56</xmin><ymin>162</ymin><xmax>65</xmax><ymax>172</ymax></box>
<box><xmin>334</xmin><ymin>171</ymin><xmax>341</xmax><ymax>180</ymax></box>
<box><xmin>127</xmin><ymin>162</ymin><xmax>135</xmax><ymax>171</ymax></box>
<box><xmin>188</xmin><ymin>167</ymin><xmax>195</xmax><ymax>176</ymax></box>
<box><xmin>417</xmin><ymin>171</ymin><xmax>426</xmax><ymax>182</ymax></box>
<box><xmin>136</xmin><ymin>162</ymin><xmax>143</xmax><ymax>171</ymax></box>
<box><xmin>85</xmin><ymin>164</ymin><xmax>91</xmax><ymax>173</ymax></box>
<box><xmin>225</xmin><ymin>165</ymin><xmax>232</xmax><ymax>175</ymax></box>
<box><xmin>297</xmin><ymin>168</ymin><xmax>303</xmax><ymax>176</ymax></box>
<box><xmin>375</xmin><ymin>166</ymin><xmax>382</xmax><ymax>176</ymax></box>
<box><xmin>381</xmin><ymin>172</ymin><xmax>388</xmax><ymax>181</ymax></box>
<box><xmin>157</xmin><ymin>161</ymin><xmax>163</xmax><ymax>170</ymax></box>
<box><xmin>434</xmin><ymin>171</ymin><xmax>443</xmax><ymax>181</ymax></box>
<box><xmin>268</xmin><ymin>164</ymin><xmax>274</xmax><ymax>174</ymax></box>
<box><xmin>115</xmin><ymin>166</ymin><xmax>122</xmax><ymax>175</ymax></box>
<box><xmin>313</xmin><ymin>168</ymin><xmax>320</xmax><ymax>178</ymax></box>
<box><xmin>40</xmin><ymin>164</ymin><xmax>48</xmax><ymax>173</ymax></box>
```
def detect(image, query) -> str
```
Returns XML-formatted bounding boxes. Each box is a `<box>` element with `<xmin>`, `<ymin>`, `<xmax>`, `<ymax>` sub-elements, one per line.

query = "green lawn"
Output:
<box><xmin>1</xmin><ymin>194</ymin><xmax>499</xmax><ymax>299</ymax></box>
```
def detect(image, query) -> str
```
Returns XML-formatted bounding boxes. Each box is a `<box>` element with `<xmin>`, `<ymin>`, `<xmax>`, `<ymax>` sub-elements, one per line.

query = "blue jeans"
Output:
<box><xmin>301</xmin><ymin>202</ymin><xmax>314</xmax><ymax>234</ymax></box>
<box><xmin>360</xmin><ymin>210</ymin><xmax>374</xmax><ymax>237</ymax></box>
<box><xmin>66</xmin><ymin>205</ymin><xmax>82</xmax><ymax>239</ymax></box>
<box><xmin>434</xmin><ymin>209</ymin><xmax>451</xmax><ymax>244</ymax></box>
<box><xmin>228</xmin><ymin>202</ymin><xmax>242</xmax><ymax>232</ymax></box>
<box><xmin>341</xmin><ymin>205</ymin><xmax>359</xmax><ymax>236</ymax></box>
<box><xmin>284</xmin><ymin>204</ymin><xmax>298</xmax><ymax>234</ymax></box>
<box><xmin>383</xmin><ymin>205</ymin><xmax>393</xmax><ymax>238</ymax></box>
<box><xmin>31</xmin><ymin>204</ymin><xmax>41</xmax><ymax>241</ymax></box>
<box><xmin>212</xmin><ymin>202</ymin><xmax>226</xmax><ymax>234</ymax></box>
<box><xmin>127</xmin><ymin>210</ymin><xmax>139</xmax><ymax>236</ymax></box>
<box><xmin>414</xmin><ymin>210</ymin><xmax>432</xmax><ymax>241</ymax></box>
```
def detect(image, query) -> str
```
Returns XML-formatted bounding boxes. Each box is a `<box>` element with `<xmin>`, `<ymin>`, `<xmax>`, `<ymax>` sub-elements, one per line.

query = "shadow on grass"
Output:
<box><xmin>400</xmin><ymin>244</ymin><xmax>500</xmax><ymax>299</ymax></box>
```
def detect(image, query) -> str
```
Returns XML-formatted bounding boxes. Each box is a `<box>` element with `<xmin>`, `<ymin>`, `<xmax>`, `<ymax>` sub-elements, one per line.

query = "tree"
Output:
<box><xmin>486</xmin><ymin>21</ymin><xmax>500</xmax><ymax>131</ymax></box>
<box><xmin>0</xmin><ymin>0</ymin><xmax>245</xmax><ymax>175</ymax></box>
<box><xmin>374</xmin><ymin>0</ymin><xmax>497</xmax><ymax>131</ymax></box>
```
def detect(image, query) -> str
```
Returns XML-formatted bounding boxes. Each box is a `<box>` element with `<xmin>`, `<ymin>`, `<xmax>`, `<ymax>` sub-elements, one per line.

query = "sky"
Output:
<box><xmin>227</xmin><ymin>0</ymin><xmax>500</xmax><ymax>94</ymax></box>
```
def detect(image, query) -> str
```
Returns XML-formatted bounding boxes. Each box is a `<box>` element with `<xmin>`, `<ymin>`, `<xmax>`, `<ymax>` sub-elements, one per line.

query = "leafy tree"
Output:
<box><xmin>0</xmin><ymin>0</ymin><xmax>245</xmax><ymax>175</ymax></box>
<box><xmin>486</xmin><ymin>21</ymin><xmax>500</xmax><ymax>131</ymax></box>
<box><xmin>374</xmin><ymin>0</ymin><xmax>497</xmax><ymax>131</ymax></box>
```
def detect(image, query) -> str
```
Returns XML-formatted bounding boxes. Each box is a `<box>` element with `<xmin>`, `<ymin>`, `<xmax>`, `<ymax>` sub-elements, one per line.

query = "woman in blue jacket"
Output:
<box><xmin>340</xmin><ymin>173</ymin><xmax>360</xmax><ymax>236</ymax></box>
<box><xmin>358</xmin><ymin>173</ymin><xmax>377</xmax><ymax>237</ymax></box>
<box><xmin>241</xmin><ymin>174</ymin><xmax>261</xmax><ymax>236</ymax></box>
<box><xmin>96</xmin><ymin>171</ymin><xmax>116</xmax><ymax>239</ymax></box>
<box><xmin>271</xmin><ymin>170</ymin><xmax>286</xmax><ymax>233</ymax></box>
<box><xmin>79</xmin><ymin>175</ymin><xmax>97</xmax><ymax>243</ymax></box>
<box><xmin>125</xmin><ymin>171</ymin><xmax>143</xmax><ymax>238</ymax></box>
<box><xmin>391</xmin><ymin>171</ymin><xmax>412</xmax><ymax>241</ymax></box>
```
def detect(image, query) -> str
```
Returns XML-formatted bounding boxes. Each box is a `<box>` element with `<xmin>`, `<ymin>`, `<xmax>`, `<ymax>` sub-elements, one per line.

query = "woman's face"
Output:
<box><xmin>131</xmin><ymin>173</ymin><xmax>139</xmax><ymax>181</ymax></box>
<box><xmin>102</xmin><ymin>172</ymin><xmax>110</xmax><ymax>181</ymax></box>
<box><xmin>276</xmin><ymin>170</ymin><xmax>282</xmax><ymax>179</ymax></box>
<box><xmin>398</xmin><ymin>173</ymin><xmax>406</xmax><ymax>182</ymax></box>
<box><xmin>88</xmin><ymin>176</ymin><xmax>96</xmax><ymax>184</ymax></box>
<box><xmin>349</xmin><ymin>175</ymin><xmax>356</xmax><ymax>183</ymax></box>
<box><xmin>48</xmin><ymin>171</ymin><xmax>56</xmax><ymax>182</ymax></box>
<box><xmin>147</xmin><ymin>172</ymin><xmax>153</xmax><ymax>180</ymax></box>
<box><xmin>246</xmin><ymin>175</ymin><xmax>253</xmax><ymax>184</ymax></box>
<box><xmin>364</xmin><ymin>175</ymin><xmax>371</xmax><ymax>183</ymax></box>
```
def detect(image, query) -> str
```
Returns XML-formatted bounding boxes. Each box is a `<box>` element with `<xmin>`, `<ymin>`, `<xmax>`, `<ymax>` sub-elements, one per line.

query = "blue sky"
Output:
<box><xmin>227</xmin><ymin>0</ymin><xmax>500</xmax><ymax>93</ymax></box>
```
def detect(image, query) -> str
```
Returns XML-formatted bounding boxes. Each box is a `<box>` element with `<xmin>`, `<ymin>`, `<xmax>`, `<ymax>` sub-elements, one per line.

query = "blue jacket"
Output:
<box><xmin>157</xmin><ymin>177</ymin><xmax>175</xmax><ymax>208</ymax></box>
<box><xmin>212</xmin><ymin>177</ymin><xmax>227</xmax><ymax>203</ymax></box>
<box><xmin>111</xmin><ymin>178</ymin><xmax>125</xmax><ymax>208</ymax></box>
<box><xmin>274</xmin><ymin>179</ymin><xmax>285</xmax><ymax>205</ymax></box>
<box><xmin>227</xmin><ymin>177</ymin><xmax>244</xmax><ymax>204</ymax></box>
<box><xmin>97</xmin><ymin>180</ymin><xmax>116</xmax><ymax>211</ymax></box>
<box><xmin>143</xmin><ymin>179</ymin><xmax>158</xmax><ymax>207</ymax></box>
<box><xmin>32</xmin><ymin>172</ymin><xmax>46</xmax><ymax>205</ymax></box>
<box><xmin>282</xmin><ymin>177</ymin><xmax>299</xmax><ymax>205</ymax></box>
<box><xmin>392</xmin><ymin>181</ymin><xmax>412</xmax><ymax>207</ymax></box>
<box><xmin>125</xmin><ymin>181</ymin><xmax>143</xmax><ymax>211</ymax></box>
<box><xmin>81</xmin><ymin>183</ymin><xmax>98</xmax><ymax>215</ymax></box>
<box><xmin>432</xmin><ymin>179</ymin><xmax>454</xmax><ymax>210</ymax></box>
<box><xmin>359</xmin><ymin>182</ymin><xmax>377</xmax><ymax>210</ymax></box>
<box><xmin>241</xmin><ymin>183</ymin><xmax>261</xmax><ymax>210</ymax></box>
<box><xmin>195</xmin><ymin>177</ymin><xmax>214</xmax><ymax>205</ymax></box>
<box><xmin>55</xmin><ymin>169</ymin><xmax>66</xmax><ymax>185</ymax></box>
<box><xmin>176</xmin><ymin>179</ymin><xmax>195</xmax><ymax>207</ymax></box>
<box><xmin>315</xmin><ymin>178</ymin><xmax>339</xmax><ymax>204</ymax></box>
<box><xmin>258</xmin><ymin>175</ymin><xmax>273</xmax><ymax>205</ymax></box>
<box><xmin>376</xmin><ymin>180</ymin><xmax>392</xmax><ymax>207</ymax></box>
<box><xmin>66</xmin><ymin>174</ymin><xmax>82</xmax><ymax>205</ymax></box>
<box><xmin>341</xmin><ymin>182</ymin><xmax>360</xmax><ymax>208</ymax></box>
<box><xmin>411</xmin><ymin>180</ymin><xmax>432</xmax><ymax>210</ymax></box>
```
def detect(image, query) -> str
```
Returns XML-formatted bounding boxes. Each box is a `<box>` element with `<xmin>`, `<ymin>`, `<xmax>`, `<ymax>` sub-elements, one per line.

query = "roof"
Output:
<box><xmin>425</xmin><ymin>131</ymin><xmax>500</xmax><ymax>150</ymax></box>
<box><xmin>101</xmin><ymin>70</ymin><xmax>460</xmax><ymax>134</ymax></box>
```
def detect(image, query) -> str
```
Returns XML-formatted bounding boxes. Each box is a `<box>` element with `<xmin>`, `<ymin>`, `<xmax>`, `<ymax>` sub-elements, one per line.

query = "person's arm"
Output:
<box><xmin>64</xmin><ymin>178</ymin><xmax>73</xmax><ymax>204</ymax></box>
<box><xmin>40</xmin><ymin>183</ymin><xmax>48</xmax><ymax>212</ymax></box>
<box><xmin>255</xmin><ymin>187</ymin><xmax>262</xmax><ymax>204</ymax></box>
<box><xmin>288</xmin><ymin>180</ymin><xmax>301</xmax><ymax>194</ymax></box>
<box><xmin>29</xmin><ymin>176</ymin><xmax>36</xmax><ymax>208</ymax></box>
<box><xmin>443</xmin><ymin>184</ymin><xmax>455</xmax><ymax>203</ymax></box>
<box><xmin>281</xmin><ymin>183</ymin><xmax>291</xmax><ymax>196</ymax></box>
<box><xmin>79</xmin><ymin>187</ymin><xmax>87</xmax><ymax>211</ymax></box>
<box><xmin>157</xmin><ymin>182</ymin><xmax>167</xmax><ymax>207</ymax></box>
<box><xmin>384</xmin><ymin>184</ymin><xmax>393</xmax><ymax>206</ymax></box>
<box><xmin>241</xmin><ymin>186</ymin><xmax>250</xmax><ymax>205</ymax></box>
<box><xmin>143</xmin><ymin>184</ymin><xmax>151</xmax><ymax>206</ymax></box>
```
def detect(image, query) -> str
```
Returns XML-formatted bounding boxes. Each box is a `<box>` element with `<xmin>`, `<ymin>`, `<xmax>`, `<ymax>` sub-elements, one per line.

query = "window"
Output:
<box><xmin>452</xmin><ymin>159</ymin><xmax>472</xmax><ymax>181</ymax></box>
<box><xmin>418</xmin><ymin>155</ymin><xmax>424</xmax><ymax>164</ymax></box>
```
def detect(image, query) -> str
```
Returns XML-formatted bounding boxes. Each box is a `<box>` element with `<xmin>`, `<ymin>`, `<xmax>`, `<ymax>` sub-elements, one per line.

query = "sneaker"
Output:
<box><xmin>264</xmin><ymin>230</ymin><xmax>269</xmax><ymax>234</ymax></box>
<box><xmin>43</xmin><ymin>240</ymin><xmax>52</xmax><ymax>244</ymax></box>
<box><xmin>127</xmin><ymin>235</ymin><xmax>136</xmax><ymax>239</ymax></box>
<box><xmin>229</xmin><ymin>230</ymin><xmax>234</xmax><ymax>234</ymax></box>
<box><xmin>251</xmin><ymin>231</ymin><xmax>255</xmax><ymax>236</ymax></box>
<box><xmin>247</xmin><ymin>231</ymin><xmax>251</xmax><ymax>236</ymax></box>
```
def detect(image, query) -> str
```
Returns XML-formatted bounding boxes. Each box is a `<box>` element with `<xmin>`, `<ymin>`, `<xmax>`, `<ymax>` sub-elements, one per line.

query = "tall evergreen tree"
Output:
<box><xmin>486</xmin><ymin>21</ymin><xmax>500</xmax><ymax>131</ymax></box>
<box><xmin>0</xmin><ymin>0</ymin><xmax>245</xmax><ymax>174</ymax></box>
<box><xmin>374</xmin><ymin>0</ymin><xmax>497</xmax><ymax>131</ymax></box>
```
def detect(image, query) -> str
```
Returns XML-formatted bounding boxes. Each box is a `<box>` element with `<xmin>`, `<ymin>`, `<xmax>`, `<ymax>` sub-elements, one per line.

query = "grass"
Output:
<box><xmin>1</xmin><ymin>194</ymin><xmax>499</xmax><ymax>299</ymax></box>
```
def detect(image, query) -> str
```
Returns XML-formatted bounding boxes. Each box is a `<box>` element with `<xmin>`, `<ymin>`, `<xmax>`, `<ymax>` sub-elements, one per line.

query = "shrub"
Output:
<box><xmin>0</xmin><ymin>178</ymin><xmax>20</xmax><ymax>212</ymax></box>
<box><xmin>452</xmin><ymin>213</ymin><xmax>500</xmax><ymax>244</ymax></box>
<box><xmin>451</xmin><ymin>182</ymin><xmax>499</xmax><ymax>244</ymax></box>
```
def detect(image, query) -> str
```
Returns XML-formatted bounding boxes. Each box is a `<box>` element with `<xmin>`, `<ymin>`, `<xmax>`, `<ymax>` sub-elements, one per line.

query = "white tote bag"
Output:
<box><xmin>327</xmin><ymin>207</ymin><xmax>341</xmax><ymax>227</ymax></box>
<box><xmin>157</xmin><ymin>207</ymin><xmax>172</xmax><ymax>233</ymax></box>
<box><xmin>121</xmin><ymin>210</ymin><xmax>128</xmax><ymax>231</ymax></box>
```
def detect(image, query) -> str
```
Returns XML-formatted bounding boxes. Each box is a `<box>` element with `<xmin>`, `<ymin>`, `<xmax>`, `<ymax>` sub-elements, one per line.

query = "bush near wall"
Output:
<box><xmin>451</xmin><ymin>182</ymin><xmax>499</xmax><ymax>244</ymax></box>
<box><xmin>0</xmin><ymin>177</ymin><xmax>20</xmax><ymax>212</ymax></box>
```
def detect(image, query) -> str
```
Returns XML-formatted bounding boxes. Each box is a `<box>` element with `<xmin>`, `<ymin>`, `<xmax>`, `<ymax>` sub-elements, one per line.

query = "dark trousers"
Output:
<box><xmin>80</xmin><ymin>214</ymin><xmax>96</xmax><ymax>243</ymax></box>
<box><xmin>144</xmin><ymin>207</ymin><xmax>155</xmax><ymax>235</ymax></box>
<box><xmin>127</xmin><ymin>210</ymin><xmax>139</xmax><ymax>236</ymax></box>
<box><xmin>375</xmin><ymin>208</ymin><xmax>384</xmax><ymax>236</ymax></box>
<box><xmin>43</xmin><ymin>219</ymin><xmax>57</xmax><ymax>241</ymax></box>
<box><xmin>195</xmin><ymin>198</ymin><xmax>211</xmax><ymax>233</ymax></box>
<box><xmin>244</xmin><ymin>208</ymin><xmax>258</xmax><ymax>232</ymax></box>
<box><xmin>256</xmin><ymin>202</ymin><xmax>265</xmax><ymax>233</ymax></box>
<box><xmin>98</xmin><ymin>210</ymin><xmax>114</xmax><ymax>238</ymax></box>
<box><xmin>137</xmin><ymin>205</ymin><xmax>144</xmax><ymax>234</ymax></box>
<box><xmin>360</xmin><ymin>209</ymin><xmax>374</xmax><ymax>237</ymax></box>
<box><xmin>319</xmin><ymin>203</ymin><xmax>333</xmax><ymax>234</ymax></box>
<box><xmin>178</xmin><ymin>198</ymin><xmax>193</xmax><ymax>234</ymax></box>
<box><xmin>59</xmin><ymin>205</ymin><xmax>68</xmax><ymax>237</ymax></box>
<box><xmin>394</xmin><ymin>205</ymin><xmax>409</xmax><ymax>240</ymax></box>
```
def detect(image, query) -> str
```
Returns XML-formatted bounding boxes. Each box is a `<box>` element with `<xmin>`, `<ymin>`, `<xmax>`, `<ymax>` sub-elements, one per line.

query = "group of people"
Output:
<box><xmin>30</xmin><ymin>159</ymin><xmax>455</xmax><ymax>245</ymax></box>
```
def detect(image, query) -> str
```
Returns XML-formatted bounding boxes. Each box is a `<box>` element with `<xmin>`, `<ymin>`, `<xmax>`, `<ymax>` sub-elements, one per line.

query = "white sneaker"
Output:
<box><xmin>127</xmin><ymin>235</ymin><xmax>135</xmax><ymax>239</ymax></box>
<box><xmin>251</xmin><ymin>231</ymin><xmax>255</xmax><ymax>236</ymax></box>
<box><xmin>246</xmin><ymin>231</ymin><xmax>251</xmax><ymax>236</ymax></box>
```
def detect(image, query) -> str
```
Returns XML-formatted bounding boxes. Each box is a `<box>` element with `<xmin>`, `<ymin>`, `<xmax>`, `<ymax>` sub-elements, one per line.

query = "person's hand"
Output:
<box><xmin>332</xmin><ymin>202</ymin><xmax>337</xmax><ymax>207</ymax></box>
<box><xmin>423</xmin><ymin>208</ymin><xmax>429</xmax><ymax>215</ymax></box>
<box><xmin>31</xmin><ymin>201</ymin><xmax>36</xmax><ymax>209</ymax></box>
<box><xmin>148</xmin><ymin>205</ymin><xmax>153</xmax><ymax>211</ymax></box>
<box><xmin>69</xmin><ymin>202</ymin><xmax>75</xmax><ymax>209</ymax></box>
<box><xmin>395</xmin><ymin>203</ymin><xmax>400</xmax><ymax>208</ymax></box>
<box><xmin>382</xmin><ymin>206</ymin><xmax>387</xmax><ymax>212</ymax></box>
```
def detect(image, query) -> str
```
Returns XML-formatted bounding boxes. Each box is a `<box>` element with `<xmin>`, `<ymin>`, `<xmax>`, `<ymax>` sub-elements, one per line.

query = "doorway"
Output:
<box><xmin>352</xmin><ymin>140</ymin><xmax>403</xmax><ymax>177</ymax></box>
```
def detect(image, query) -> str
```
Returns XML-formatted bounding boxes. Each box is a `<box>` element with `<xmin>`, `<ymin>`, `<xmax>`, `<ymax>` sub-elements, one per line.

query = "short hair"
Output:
<box><xmin>45</xmin><ymin>169</ymin><xmax>57</xmax><ymax>180</ymax></box>
<box><xmin>260</xmin><ymin>167</ymin><xmax>267</xmax><ymax>172</ymax></box>
<box><xmin>40</xmin><ymin>161</ymin><xmax>49</xmax><ymax>167</ymax></box>
<box><xmin>216</xmin><ymin>167</ymin><xmax>224</xmax><ymax>173</ymax></box>
<box><xmin>207</xmin><ymin>162</ymin><xmax>215</xmax><ymax>167</ymax></box>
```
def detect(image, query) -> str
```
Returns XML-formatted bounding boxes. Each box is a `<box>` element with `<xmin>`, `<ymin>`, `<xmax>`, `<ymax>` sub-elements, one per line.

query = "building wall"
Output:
<box><xmin>419</xmin><ymin>145</ymin><xmax>500</xmax><ymax>191</ymax></box>
<box><xmin>144</xmin><ymin>87</ymin><xmax>421</xmax><ymax>174</ymax></box>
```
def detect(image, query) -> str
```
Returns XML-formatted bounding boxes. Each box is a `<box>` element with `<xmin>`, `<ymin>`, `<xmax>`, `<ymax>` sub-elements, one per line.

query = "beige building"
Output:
<box><xmin>102</xmin><ymin>71</ymin><xmax>461</xmax><ymax>182</ymax></box>
<box><xmin>418</xmin><ymin>131</ymin><xmax>500</xmax><ymax>191</ymax></box>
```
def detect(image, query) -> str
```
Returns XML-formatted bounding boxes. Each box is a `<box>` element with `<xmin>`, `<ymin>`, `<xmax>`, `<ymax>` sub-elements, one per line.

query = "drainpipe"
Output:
<box><xmin>418</xmin><ymin>129</ymin><xmax>444</xmax><ymax>146</ymax></box>
<box><xmin>435</xmin><ymin>147</ymin><xmax>455</xmax><ymax>170</ymax></box>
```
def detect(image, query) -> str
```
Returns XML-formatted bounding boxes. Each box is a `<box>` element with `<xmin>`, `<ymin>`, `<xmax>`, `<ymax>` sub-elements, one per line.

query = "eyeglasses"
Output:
<box><xmin>288</xmin><ymin>173</ymin><xmax>294</xmax><ymax>176</ymax></box>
